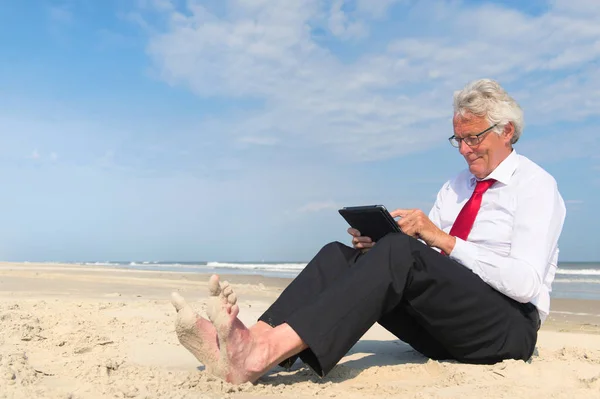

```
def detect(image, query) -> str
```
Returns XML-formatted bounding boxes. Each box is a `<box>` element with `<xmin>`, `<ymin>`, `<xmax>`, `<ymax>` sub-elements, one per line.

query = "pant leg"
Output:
<box><xmin>260</xmin><ymin>240</ymin><xmax>457</xmax><ymax>367</ymax></box>
<box><xmin>378</xmin><ymin>303</ymin><xmax>453</xmax><ymax>360</ymax></box>
<box><xmin>284</xmin><ymin>233</ymin><xmax>539</xmax><ymax>376</ymax></box>
<box><xmin>398</xmin><ymin>236</ymin><xmax>539</xmax><ymax>364</ymax></box>
<box><xmin>258</xmin><ymin>241</ymin><xmax>362</xmax><ymax>369</ymax></box>
<box><xmin>259</xmin><ymin>241</ymin><xmax>362</xmax><ymax>327</ymax></box>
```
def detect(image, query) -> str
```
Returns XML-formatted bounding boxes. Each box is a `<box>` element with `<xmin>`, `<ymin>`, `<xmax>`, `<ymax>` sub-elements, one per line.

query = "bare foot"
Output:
<box><xmin>173</xmin><ymin>276</ymin><xmax>308</xmax><ymax>384</ymax></box>
<box><xmin>206</xmin><ymin>276</ymin><xmax>238</xmax><ymax>331</ymax></box>
<box><xmin>171</xmin><ymin>292</ymin><xmax>220</xmax><ymax>374</ymax></box>
<box><xmin>206</xmin><ymin>275</ymin><xmax>269</xmax><ymax>384</ymax></box>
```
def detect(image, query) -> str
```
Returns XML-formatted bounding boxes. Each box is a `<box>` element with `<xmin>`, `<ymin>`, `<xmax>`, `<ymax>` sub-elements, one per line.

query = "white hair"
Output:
<box><xmin>453</xmin><ymin>79</ymin><xmax>524</xmax><ymax>144</ymax></box>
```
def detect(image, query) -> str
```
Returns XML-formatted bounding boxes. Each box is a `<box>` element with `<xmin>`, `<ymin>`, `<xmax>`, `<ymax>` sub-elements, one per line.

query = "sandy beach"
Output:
<box><xmin>1</xmin><ymin>262</ymin><xmax>599</xmax><ymax>398</ymax></box>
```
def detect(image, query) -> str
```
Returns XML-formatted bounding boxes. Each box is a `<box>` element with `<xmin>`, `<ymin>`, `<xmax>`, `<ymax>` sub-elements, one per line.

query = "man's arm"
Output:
<box><xmin>392</xmin><ymin>180</ymin><xmax>457</xmax><ymax>252</ymax></box>
<box><xmin>393</xmin><ymin>181</ymin><xmax>458</xmax><ymax>253</ymax></box>
<box><xmin>427</xmin><ymin>181</ymin><xmax>449</xmax><ymax>230</ymax></box>
<box><xmin>449</xmin><ymin>173</ymin><xmax>566</xmax><ymax>303</ymax></box>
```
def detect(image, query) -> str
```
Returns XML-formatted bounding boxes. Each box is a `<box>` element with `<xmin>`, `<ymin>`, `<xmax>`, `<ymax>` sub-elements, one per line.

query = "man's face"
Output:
<box><xmin>452</xmin><ymin>113</ymin><xmax>514</xmax><ymax>179</ymax></box>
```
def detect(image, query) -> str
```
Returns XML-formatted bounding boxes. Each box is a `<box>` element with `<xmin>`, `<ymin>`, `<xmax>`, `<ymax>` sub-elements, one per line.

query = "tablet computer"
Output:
<box><xmin>338</xmin><ymin>205</ymin><xmax>402</xmax><ymax>242</ymax></box>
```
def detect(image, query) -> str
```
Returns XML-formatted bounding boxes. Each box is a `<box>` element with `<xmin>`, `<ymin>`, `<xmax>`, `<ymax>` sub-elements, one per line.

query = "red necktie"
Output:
<box><xmin>449</xmin><ymin>179</ymin><xmax>496</xmax><ymax>241</ymax></box>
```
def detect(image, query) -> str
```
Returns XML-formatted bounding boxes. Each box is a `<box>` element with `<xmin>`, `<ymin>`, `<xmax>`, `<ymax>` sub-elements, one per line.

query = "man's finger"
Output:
<box><xmin>356</xmin><ymin>241</ymin><xmax>375</xmax><ymax>248</ymax></box>
<box><xmin>390</xmin><ymin>209</ymin><xmax>411</xmax><ymax>218</ymax></box>
<box><xmin>347</xmin><ymin>227</ymin><xmax>361</xmax><ymax>236</ymax></box>
<box><xmin>397</xmin><ymin>218</ymin><xmax>413</xmax><ymax>233</ymax></box>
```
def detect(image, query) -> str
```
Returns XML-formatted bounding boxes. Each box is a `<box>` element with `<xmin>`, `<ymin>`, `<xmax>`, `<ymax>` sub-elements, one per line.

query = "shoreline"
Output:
<box><xmin>1</xmin><ymin>261</ymin><xmax>599</xmax><ymax>334</ymax></box>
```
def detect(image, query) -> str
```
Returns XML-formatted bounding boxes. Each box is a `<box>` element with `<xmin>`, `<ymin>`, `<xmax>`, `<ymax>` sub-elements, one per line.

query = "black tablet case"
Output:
<box><xmin>338</xmin><ymin>205</ymin><xmax>402</xmax><ymax>242</ymax></box>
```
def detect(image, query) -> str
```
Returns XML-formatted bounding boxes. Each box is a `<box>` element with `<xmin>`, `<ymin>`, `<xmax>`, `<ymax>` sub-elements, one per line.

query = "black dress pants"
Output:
<box><xmin>258</xmin><ymin>233</ymin><xmax>540</xmax><ymax>377</ymax></box>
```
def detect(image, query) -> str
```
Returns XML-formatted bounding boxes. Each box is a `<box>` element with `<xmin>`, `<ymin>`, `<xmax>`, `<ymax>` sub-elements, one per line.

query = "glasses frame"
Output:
<box><xmin>448</xmin><ymin>123</ymin><xmax>499</xmax><ymax>148</ymax></box>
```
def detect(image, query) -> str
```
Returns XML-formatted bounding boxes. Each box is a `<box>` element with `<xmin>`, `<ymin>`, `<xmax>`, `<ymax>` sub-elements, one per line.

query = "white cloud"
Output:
<box><xmin>328</xmin><ymin>0</ymin><xmax>368</xmax><ymax>40</ymax></box>
<box><xmin>553</xmin><ymin>0</ymin><xmax>600</xmax><ymax>16</ymax></box>
<box><xmin>140</xmin><ymin>0</ymin><xmax>600</xmax><ymax>161</ymax></box>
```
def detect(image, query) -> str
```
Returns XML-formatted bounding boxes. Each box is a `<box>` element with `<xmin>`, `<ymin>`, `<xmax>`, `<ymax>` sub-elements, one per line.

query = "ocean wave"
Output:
<box><xmin>124</xmin><ymin>263</ymin><xmax>207</xmax><ymax>270</ymax></box>
<box><xmin>556</xmin><ymin>269</ymin><xmax>600</xmax><ymax>276</ymax></box>
<box><xmin>205</xmin><ymin>262</ymin><xmax>307</xmax><ymax>271</ymax></box>
<box><xmin>82</xmin><ymin>262</ymin><xmax>124</xmax><ymax>266</ymax></box>
<box><xmin>73</xmin><ymin>261</ymin><xmax>308</xmax><ymax>273</ymax></box>
<box><xmin>553</xmin><ymin>278</ymin><xmax>600</xmax><ymax>284</ymax></box>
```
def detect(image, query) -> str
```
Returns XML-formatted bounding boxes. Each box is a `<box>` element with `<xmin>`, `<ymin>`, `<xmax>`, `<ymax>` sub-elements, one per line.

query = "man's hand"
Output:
<box><xmin>390</xmin><ymin>209</ymin><xmax>456</xmax><ymax>254</ymax></box>
<box><xmin>347</xmin><ymin>227</ymin><xmax>375</xmax><ymax>253</ymax></box>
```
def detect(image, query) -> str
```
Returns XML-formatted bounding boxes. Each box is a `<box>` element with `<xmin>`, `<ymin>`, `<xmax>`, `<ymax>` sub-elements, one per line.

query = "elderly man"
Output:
<box><xmin>171</xmin><ymin>78</ymin><xmax>566</xmax><ymax>384</ymax></box>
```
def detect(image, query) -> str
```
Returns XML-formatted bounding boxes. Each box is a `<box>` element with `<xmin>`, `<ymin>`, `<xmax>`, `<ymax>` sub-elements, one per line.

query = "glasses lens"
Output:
<box><xmin>450</xmin><ymin>137</ymin><xmax>459</xmax><ymax>147</ymax></box>
<box><xmin>464</xmin><ymin>136</ymin><xmax>478</xmax><ymax>146</ymax></box>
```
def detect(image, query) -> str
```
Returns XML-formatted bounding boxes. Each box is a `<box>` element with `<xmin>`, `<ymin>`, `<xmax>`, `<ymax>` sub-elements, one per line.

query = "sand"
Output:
<box><xmin>1</xmin><ymin>262</ymin><xmax>600</xmax><ymax>399</ymax></box>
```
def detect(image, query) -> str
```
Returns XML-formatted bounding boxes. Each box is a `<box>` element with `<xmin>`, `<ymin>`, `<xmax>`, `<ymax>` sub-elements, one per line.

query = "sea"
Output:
<box><xmin>40</xmin><ymin>260</ymin><xmax>600</xmax><ymax>301</ymax></box>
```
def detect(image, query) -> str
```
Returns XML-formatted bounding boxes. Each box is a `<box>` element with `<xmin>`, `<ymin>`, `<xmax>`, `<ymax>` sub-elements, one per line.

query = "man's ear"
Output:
<box><xmin>503</xmin><ymin>122</ymin><xmax>515</xmax><ymax>144</ymax></box>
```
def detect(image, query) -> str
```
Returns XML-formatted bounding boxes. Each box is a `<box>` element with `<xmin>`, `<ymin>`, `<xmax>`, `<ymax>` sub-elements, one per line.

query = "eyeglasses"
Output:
<box><xmin>448</xmin><ymin>123</ymin><xmax>498</xmax><ymax>148</ymax></box>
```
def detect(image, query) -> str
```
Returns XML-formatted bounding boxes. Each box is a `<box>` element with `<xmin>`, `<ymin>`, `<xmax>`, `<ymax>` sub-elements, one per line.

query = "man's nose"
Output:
<box><xmin>458</xmin><ymin>139</ymin><xmax>471</xmax><ymax>155</ymax></box>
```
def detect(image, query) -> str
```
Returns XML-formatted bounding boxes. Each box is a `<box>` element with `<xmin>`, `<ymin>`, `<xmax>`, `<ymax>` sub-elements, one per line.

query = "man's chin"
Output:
<box><xmin>469</xmin><ymin>164</ymin><xmax>484</xmax><ymax>178</ymax></box>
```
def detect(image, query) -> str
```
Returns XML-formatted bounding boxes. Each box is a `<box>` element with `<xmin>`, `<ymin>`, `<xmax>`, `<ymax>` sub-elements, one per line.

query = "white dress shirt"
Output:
<box><xmin>428</xmin><ymin>150</ymin><xmax>566</xmax><ymax>323</ymax></box>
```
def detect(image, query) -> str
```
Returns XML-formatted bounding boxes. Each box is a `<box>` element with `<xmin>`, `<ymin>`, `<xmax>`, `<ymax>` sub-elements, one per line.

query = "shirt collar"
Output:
<box><xmin>469</xmin><ymin>149</ymin><xmax>518</xmax><ymax>187</ymax></box>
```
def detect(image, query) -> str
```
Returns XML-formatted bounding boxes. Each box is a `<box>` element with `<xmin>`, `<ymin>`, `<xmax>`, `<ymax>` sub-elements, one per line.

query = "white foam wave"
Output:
<box><xmin>82</xmin><ymin>262</ymin><xmax>123</xmax><ymax>266</ymax></box>
<box><xmin>206</xmin><ymin>262</ymin><xmax>307</xmax><ymax>272</ymax></box>
<box><xmin>554</xmin><ymin>278</ymin><xmax>600</xmax><ymax>284</ymax></box>
<box><xmin>556</xmin><ymin>269</ymin><xmax>600</xmax><ymax>276</ymax></box>
<box><xmin>127</xmin><ymin>263</ymin><xmax>205</xmax><ymax>270</ymax></box>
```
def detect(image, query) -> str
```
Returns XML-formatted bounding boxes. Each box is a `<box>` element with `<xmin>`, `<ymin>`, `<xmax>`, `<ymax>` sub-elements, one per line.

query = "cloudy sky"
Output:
<box><xmin>0</xmin><ymin>0</ymin><xmax>598</xmax><ymax>262</ymax></box>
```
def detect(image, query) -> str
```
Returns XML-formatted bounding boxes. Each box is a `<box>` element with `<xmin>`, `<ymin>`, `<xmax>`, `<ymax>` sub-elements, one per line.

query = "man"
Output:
<box><xmin>171</xmin><ymin>78</ymin><xmax>566</xmax><ymax>385</ymax></box>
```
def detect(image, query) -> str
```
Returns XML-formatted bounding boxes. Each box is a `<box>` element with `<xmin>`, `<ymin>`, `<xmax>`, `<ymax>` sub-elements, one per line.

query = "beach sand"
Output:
<box><xmin>1</xmin><ymin>262</ymin><xmax>599</xmax><ymax>398</ymax></box>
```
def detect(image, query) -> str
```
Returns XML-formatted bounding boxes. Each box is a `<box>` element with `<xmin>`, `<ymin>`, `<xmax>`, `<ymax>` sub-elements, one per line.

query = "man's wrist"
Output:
<box><xmin>436</xmin><ymin>233</ymin><xmax>456</xmax><ymax>254</ymax></box>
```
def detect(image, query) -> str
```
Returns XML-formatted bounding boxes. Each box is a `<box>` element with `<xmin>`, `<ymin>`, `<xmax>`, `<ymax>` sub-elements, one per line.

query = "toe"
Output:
<box><xmin>221</xmin><ymin>281</ymin><xmax>231</xmax><ymax>298</ymax></box>
<box><xmin>208</xmin><ymin>275</ymin><xmax>221</xmax><ymax>296</ymax></box>
<box><xmin>171</xmin><ymin>292</ymin><xmax>187</xmax><ymax>312</ymax></box>
<box><xmin>230</xmin><ymin>304</ymin><xmax>240</xmax><ymax>319</ymax></box>
<box><xmin>227</xmin><ymin>292</ymin><xmax>237</xmax><ymax>305</ymax></box>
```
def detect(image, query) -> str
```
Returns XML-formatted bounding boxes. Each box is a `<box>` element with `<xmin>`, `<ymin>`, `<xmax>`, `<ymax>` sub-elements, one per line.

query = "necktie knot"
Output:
<box><xmin>474</xmin><ymin>179</ymin><xmax>496</xmax><ymax>195</ymax></box>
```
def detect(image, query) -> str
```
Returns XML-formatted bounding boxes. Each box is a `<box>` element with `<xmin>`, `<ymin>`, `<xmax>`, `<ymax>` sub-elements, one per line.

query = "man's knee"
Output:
<box><xmin>371</xmin><ymin>233</ymin><xmax>417</xmax><ymax>273</ymax></box>
<box><xmin>315</xmin><ymin>241</ymin><xmax>359</xmax><ymax>262</ymax></box>
<box><xmin>318</xmin><ymin>241</ymin><xmax>351</xmax><ymax>255</ymax></box>
<box><xmin>376</xmin><ymin>232</ymin><xmax>411</xmax><ymax>250</ymax></box>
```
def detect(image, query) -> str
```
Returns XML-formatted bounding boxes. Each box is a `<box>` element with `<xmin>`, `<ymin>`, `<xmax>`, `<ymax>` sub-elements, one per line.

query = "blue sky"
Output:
<box><xmin>0</xmin><ymin>0</ymin><xmax>598</xmax><ymax>262</ymax></box>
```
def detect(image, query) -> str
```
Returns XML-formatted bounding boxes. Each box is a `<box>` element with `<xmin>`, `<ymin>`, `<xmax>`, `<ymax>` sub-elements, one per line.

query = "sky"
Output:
<box><xmin>0</xmin><ymin>0</ymin><xmax>599</xmax><ymax>262</ymax></box>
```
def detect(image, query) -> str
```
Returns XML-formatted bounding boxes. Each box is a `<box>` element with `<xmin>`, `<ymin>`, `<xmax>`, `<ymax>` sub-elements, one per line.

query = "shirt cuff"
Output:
<box><xmin>449</xmin><ymin>238</ymin><xmax>480</xmax><ymax>274</ymax></box>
